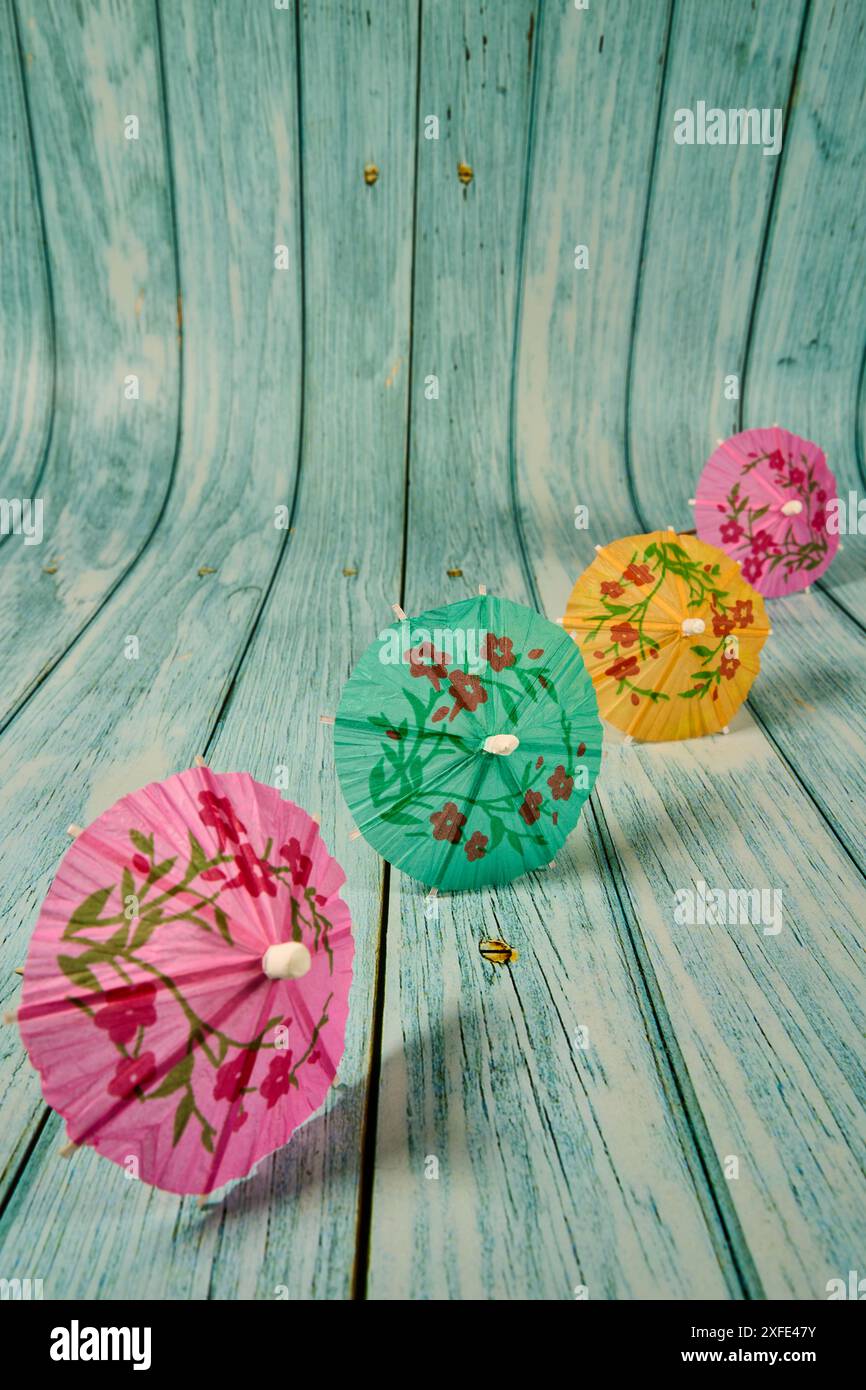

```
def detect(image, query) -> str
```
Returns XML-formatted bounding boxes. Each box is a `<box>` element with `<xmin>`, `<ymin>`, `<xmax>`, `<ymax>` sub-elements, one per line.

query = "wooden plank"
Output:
<box><xmin>0</xmin><ymin>0</ymin><xmax>305</xmax><ymax>1285</ymax></box>
<box><xmin>0</xmin><ymin>0</ymin><xmax>54</xmax><ymax>504</ymax></box>
<box><xmin>0</xmin><ymin>0</ymin><xmax>178</xmax><ymax>724</ymax></box>
<box><xmin>742</xmin><ymin>0</ymin><xmax>866</xmax><ymax>625</ymax></box>
<box><xmin>514</xmin><ymin>0</ymin><xmax>866</xmax><ymax>1295</ymax></box>
<box><xmin>0</xmin><ymin>0</ymin><xmax>415</xmax><ymax>1301</ymax></box>
<box><xmin>367</xmin><ymin>0</ymin><xmax>732</xmax><ymax>1301</ymax></box>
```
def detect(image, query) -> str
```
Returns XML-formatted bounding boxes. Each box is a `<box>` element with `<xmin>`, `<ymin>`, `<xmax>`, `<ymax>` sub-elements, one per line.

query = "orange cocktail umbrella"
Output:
<box><xmin>563</xmin><ymin>530</ymin><xmax>770</xmax><ymax>741</ymax></box>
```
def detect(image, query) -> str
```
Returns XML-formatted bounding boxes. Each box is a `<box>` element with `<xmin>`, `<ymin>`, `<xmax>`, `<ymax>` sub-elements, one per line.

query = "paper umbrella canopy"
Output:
<box><xmin>333</xmin><ymin>594</ymin><xmax>603</xmax><ymax>889</ymax></box>
<box><xmin>18</xmin><ymin>767</ymin><xmax>353</xmax><ymax>1195</ymax></box>
<box><xmin>563</xmin><ymin>530</ymin><xmax>770</xmax><ymax>741</ymax></box>
<box><xmin>693</xmin><ymin>426</ymin><xmax>839</xmax><ymax>597</ymax></box>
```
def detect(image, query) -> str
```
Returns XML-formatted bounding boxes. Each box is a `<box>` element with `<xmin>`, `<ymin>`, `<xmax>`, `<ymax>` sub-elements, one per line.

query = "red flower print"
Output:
<box><xmin>789</xmin><ymin>467</ymin><xmax>804</xmax><ymax>484</ymax></box>
<box><xmin>447</xmin><ymin>669</ymin><xmax>487</xmax><ymax>720</ymax></box>
<box><xmin>201</xmin><ymin>866</ymin><xmax>226</xmax><ymax>881</ymax></box>
<box><xmin>198</xmin><ymin>791</ymin><xmax>246</xmax><ymax>851</ymax></box>
<box><xmin>527</xmin><ymin>647</ymin><xmax>544</xmax><ymax>659</ymax></box>
<box><xmin>812</xmin><ymin>510</ymin><xmax>826</xmax><ymax>531</ymax></box>
<box><xmin>519</xmin><ymin>790</ymin><xmax>542</xmax><ymax>825</ymax></box>
<box><xmin>535</xmin><ymin>755</ymin><xmax>544</xmax><ymax>769</ymax></box>
<box><xmin>547</xmin><ymin>765</ymin><xmax>574</xmax><ymax>801</ymax></box>
<box><xmin>484</xmin><ymin>632</ymin><xmax>516</xmax><ymax>672</ymax></box>
<box><xmin>465</xmin><ymin>831</ymin><xmax>489</xmax><ymax>862</ymax></box>
<box><xmin>225</xmin><ymin>843</ymin><xmax>276</xmax><ymax>897</ymax></box>
<box><xmin>605</xmin><ymin>654</ymin><xmax>640</xmax><ymax>681</ymax></box>
<box><xmin>610</xmin><ymin>621</ymin><xmax>639</xmax><ymax>648</ymax></box>
<box><xmin>107</xmin><ymin>1052</ymin><xmax>156</xmax><ymax>1099</ymax></box>
<box><xmin>712</xmin><ymin>611</ymin><xmax>735</xmax><ymax>638</ymax></box>
<box><xmin>630</xmin><ymin>693</ymin><xmax>640</xmax><ymax>706</ymax></box>
<box><xmin>231</xmin><ymin>1109</ymin><xmax>248</xmax><ymax>1132</ymax></box>
<box><xmin>131</xmin><ymin>853</ymin><xmax>150</xmax><ymax>876</ymax></box>
<box><xmin>213</xmin><ymin>1051</ymin><xmax>256</xmax><ymax>1103</ymax></box>
<box><xmin>741</xmin><ymin>556</ymin><xmax>763</xmax><ymax>584</ymax></box>
<box><xmin>279</xmin><ymin>836</ymin><xmax>312</xmax><ymax>888</ymax></box>
<box><xmin>767</xmin><ymin>449</ymin><xmax>785</xmax><ymax>471</ymax></box>
<box><xmin>577</xmin><ymin>742</ymin><xmax>586</xmax><ymax>756</ymax></box>
<box><xmin>430</xmin><ymin>802</ymin><xmax>466</xmax><ymax>843</ymax></box>
<box><xmin>405</xmin><ymin>642</ymin><xmax>449</xmax><ymax>692</ymax></box>
<box><xmin>600</xmin><ymin>581</ymin><xmax>624</xmax><ymax>598</ymax></box>
<box><xmin>622</xmin><ymin>563</ymin><xmax>653</xmax><ymax>586</ymax></box>
<box><xmin>260</xmin><ymin>1052</ymin><xmax>293</xmax><ymax>1109</ymax></box>
<box><xmin>730</xmin><ymin>599</ymin><xmax>753</xmax><ymax>628</ymax></box>
<box><xmin>816</xmin><ymin>489</ymin><xmax>826</xmax><ymax>504</ymax></box>
<box><xmin>751</xmin><ymin>530</ymin><xmax>776</xmax><ymax>556</ymax></box>
<box><xmin>720</xmin><ymin>653</ymin><xmax>741</xmax><ymax>680</ymax></box>
<box><xmin>386</xmin><ymin>729</ymin><xmax>402</xmax><ymax>741</ymax></box>
<box><xmin>94</xmin><ymin>982</ymin><xmax>157</xmax><ymax>1046</ymax></box>
<box><xmin>720</xmin><ymin>520</ymin><xmax>744</xmax><ymax>545</ymax></box>
<box><xmin>552</xmin><ymin>811</ymin><xmax>559</xmax><ymax>826</ymax></box>
<box><xmin>432</xmin><ymin>706</ymin><xmax>449</xmax><ymax>722</ymax></box>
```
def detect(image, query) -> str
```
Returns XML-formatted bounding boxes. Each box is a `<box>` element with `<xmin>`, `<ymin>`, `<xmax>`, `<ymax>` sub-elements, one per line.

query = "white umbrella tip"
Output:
<box><xmin>263</xmin><ymin>942</ymin><xmax>312</xmax><ymax>981</ymax></box>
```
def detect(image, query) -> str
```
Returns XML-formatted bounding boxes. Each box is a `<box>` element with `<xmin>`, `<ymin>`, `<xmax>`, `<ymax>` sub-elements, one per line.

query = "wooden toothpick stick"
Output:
<box><xmin>391</xmin><ymin>603</ymin><xmax>407</xmax><ymax>620</ymax></box>
<box><xmin>67</xmin><ymin>823</ymin><xmax>85</xmax><ymax>838</ymax></box>
<box><xmin>59</xmin><ymin>1141</ymin><xmax>78</xmax><ymax>1158</ymax></box>
<box><xmin>194</xmin><ymin>754</ymin><xmax>206</xmax><ymax>767</ymax></box>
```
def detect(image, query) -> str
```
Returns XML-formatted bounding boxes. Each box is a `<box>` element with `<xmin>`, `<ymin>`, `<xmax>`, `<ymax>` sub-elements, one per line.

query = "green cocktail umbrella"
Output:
<box><xmin>333</xmin><ymin>594</ymin><xmax>602</xmax><ymax>890</ymax></box>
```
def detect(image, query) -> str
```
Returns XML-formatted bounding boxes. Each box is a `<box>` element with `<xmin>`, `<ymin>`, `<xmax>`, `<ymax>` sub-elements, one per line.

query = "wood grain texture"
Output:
<box><xmin>0</xmin><ymin>0</ymin><xmax>54</xmax><ymax>504</ymax></box>
<box><xmin>742</xmin><ymin>0</ymin><xmax>866</xmax><ymax>624</ymax></box>
<box><xmin>515</xmin><ymin>0</ymin><xmax>866</xmax><ymax>1297</ymax></box>
<box><xmin>0</xmin><ymin>0</ymin><xmax>303</xmax><ymax>1246</ymax></box>
<box><xmin>0</xmin><ymin>0</ymin><xmax>415</xmax><ymax>1299</ymax></box>
<box><xmin>0</xmin><ymin>0</ymin><xmax>178</xmax><ymax>724</ymax></box>
<box><xmin>366</xmin><ymin>0</ymin><xmax>731</xmax><ymax>1301</ymax></box>
<box><xmin>0</xmin><ymin>0</ymin><xmax>863</xmax><ymax>1303</ymax></box>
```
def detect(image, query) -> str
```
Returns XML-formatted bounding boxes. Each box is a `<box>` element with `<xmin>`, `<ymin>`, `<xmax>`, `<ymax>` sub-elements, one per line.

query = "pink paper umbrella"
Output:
<box><xmin>18</xmin><ymin>766</ymin><xmax>353</xmax><ymax>1195</ymax></box>
<box><xmin>694</xmin><ymin>427</ymin><xmax>839</xmax><ymax>597</ymax></box>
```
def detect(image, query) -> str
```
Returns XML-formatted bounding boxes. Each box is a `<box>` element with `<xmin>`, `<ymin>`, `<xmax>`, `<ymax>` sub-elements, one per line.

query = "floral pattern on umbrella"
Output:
<box><xmin>334</xmin><ymin>595</ymin><xmax>602</xmax><ymax>889</ymax></box>
<box><xmin>19</xmin><ymin>769</ymin><xmax>353</xmax><ymax>1194</ymax></box>
<box><xmin>564</xmin><ymin>531</ymin><xmax>770</xmax><ymax>741</ymax></box>
<box><xmin>694</xmin><ymin>427</ymin><xmax>839</xmax><ymax>597</ymax></box>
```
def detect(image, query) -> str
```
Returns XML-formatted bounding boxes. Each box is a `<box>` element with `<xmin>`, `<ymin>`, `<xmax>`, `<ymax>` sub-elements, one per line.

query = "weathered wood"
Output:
<box><xmin>0</xmin><ymin>0</ymin><xmax>304</xmax><ymax>1248</ymax></box>
<box><xmin>741</xmin><ymin>0</ymin><xmax>866</xmax><ymax>626</ymax></box>
<box><xmin>0</xmin><ymin>0</ymin><xmax>54</xmax><ymax>505</ymax></box>
<box><xmin>0</xmin><ymin>0</ymin><xmax>178</xmax><ymax>724</ymax></box>
<box><xmin>515</xmin><ymin>0</ymin><xmax>866</xmax><ymax>1297</ymax></box>
<box><xmin>366</xmin><ymin>0</ymin><xmax>731</xmax><ymax>1301</ymax></box>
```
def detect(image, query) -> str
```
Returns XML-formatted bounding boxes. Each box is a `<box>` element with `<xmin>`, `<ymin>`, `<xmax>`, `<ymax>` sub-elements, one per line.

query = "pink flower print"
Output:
<box><xmin>279</xmin><ymin>837</ymin><xmax>312</xmax><ymax>888</ymax></box>
<box><xmin>750</xmin><ymin>530</ymin><xmax>775</xmax><ymax>556</ymax></box>
<box><xmin>741</xmin><ymin>555</ymin><xmax>763</xmax><ymax>584</ymax></box>
<box><xmin>107</xmin><ymin>1052</ymin><xmax>156</xmax><ymax>1099</ymax></box>
<box><xmin>812</xmin><ymin>510</ymin><xmax>826</xmax><ymax>532</ymax></box>
<box><xmin>213</xmin><ymin>1050</ymin><xmax>256</xmax><ymax>1103</ymax></box>
<box><xmin>260</xmin><ymin>1052</ymin><xmax>293</xmax><ymax>1109</ymax></box>
<box><xmin>789</xmin><ymin>467</ymin><xmax>804</xmax><ymax>484</ymax></box>
<box><xmin>767</xmin><ymin>449</ymin><xmax>785</xmax><ymax>471</ymax></box>
<box><xmin>198</xmin><ymin>791</ymin><xmax>246</xmax><ymax>851</ymax></box>
<box><xmin>720</xmin><ymin>520</ymin><xmax>744</xmax><ymax>545</ymax></box>
<box><xmin>94</xmin><ymin>982</ymin><xmax>157</xmax><ymax>1046</ymax></box>
<box><xmin>225</xmin><ymin>843</ymin><xmax>276</xmax><ymax>898</ymax></box>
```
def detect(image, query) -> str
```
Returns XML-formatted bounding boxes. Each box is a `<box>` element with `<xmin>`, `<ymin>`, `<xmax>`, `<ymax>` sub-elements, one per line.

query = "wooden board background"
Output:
<box><xmin>0</xmin><ymin>0</ymin><xmax>863</xmax><ymax>1300</ymax></box>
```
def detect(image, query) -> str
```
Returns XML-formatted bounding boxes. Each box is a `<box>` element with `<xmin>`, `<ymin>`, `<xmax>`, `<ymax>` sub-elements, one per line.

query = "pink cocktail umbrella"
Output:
<box><xmin>18</xmin><ymin>766</ymin><xmax>353</xmax><ymax>1195</ymax></box>
<box><xmin>693</xmin><ymin>427</ymin><xmax>839</xmax><ymax>597</ymax></box>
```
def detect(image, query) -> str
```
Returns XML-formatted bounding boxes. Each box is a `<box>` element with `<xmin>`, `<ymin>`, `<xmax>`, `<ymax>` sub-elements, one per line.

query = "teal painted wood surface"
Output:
<box><xmin>0</xmin><ymin>0</ymin><xmax>864</xmax><ymax>1300</ymax></box>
